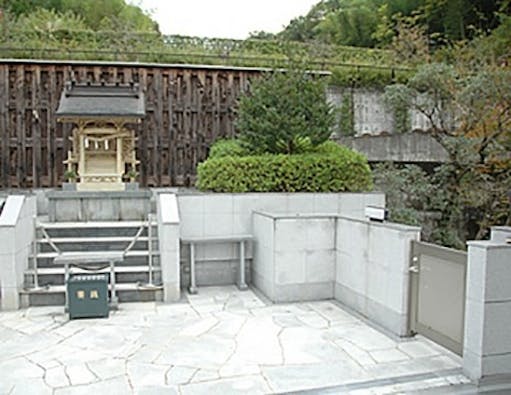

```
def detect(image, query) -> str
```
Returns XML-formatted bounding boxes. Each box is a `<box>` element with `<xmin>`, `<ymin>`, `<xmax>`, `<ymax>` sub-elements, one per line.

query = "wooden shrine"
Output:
<box><xmin>56</xmin><ymin>81</ymin><xmax>145</xmax><ymax>191</ymax></box>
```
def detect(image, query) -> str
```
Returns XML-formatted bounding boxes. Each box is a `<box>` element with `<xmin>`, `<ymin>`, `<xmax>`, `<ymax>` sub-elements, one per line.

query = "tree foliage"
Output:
<box><xmin>2</xmin><ymin>0</ymin><xmax>158</xmax><ymax>32</ymax></box>
<box><xmin>382</xmin><ymin>61</ymin><xmax>511</xmax><ymax>248</ymax></box>
<box><xmin>236</xmin><ymin>69</ymin><xmax>335</xmax><ymax>154</ymax></box>
<box><xmin>279</xmin><ymin>0</ymin><xmax>509</xmax><ymax>48</ymax></box>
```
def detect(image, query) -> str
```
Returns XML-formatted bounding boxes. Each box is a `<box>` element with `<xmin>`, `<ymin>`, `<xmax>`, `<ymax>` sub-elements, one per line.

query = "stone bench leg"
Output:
<box><xmin>188</xmin><ymin>243</ymin><xmax>198</xmax><ymax>294</ymax></box>
<box><xmin>237</xmin><ymin>240</ymin><xmax>248</xmax><ymax>291</ymax></box>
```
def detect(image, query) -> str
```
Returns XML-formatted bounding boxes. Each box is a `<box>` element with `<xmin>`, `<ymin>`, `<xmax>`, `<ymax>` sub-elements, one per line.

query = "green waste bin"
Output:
<box><xmin>67</xmin><ymin>274</ymin><xmax>109</xmax><ymax>319</ymax></box>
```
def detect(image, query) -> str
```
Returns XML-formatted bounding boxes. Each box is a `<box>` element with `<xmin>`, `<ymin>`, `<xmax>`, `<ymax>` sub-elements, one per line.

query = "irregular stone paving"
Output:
<box><xmin>0</xmin><ymin>286</ymin><xmax>469</xmax><ymax>394</ymax></box>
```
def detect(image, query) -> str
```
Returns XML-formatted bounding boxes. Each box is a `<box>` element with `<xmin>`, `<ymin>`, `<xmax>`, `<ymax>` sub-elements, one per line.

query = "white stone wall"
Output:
<box><xmin>252</xmin><ymin>212</ymin><xmax>275</xmax><ymax>300</ymax></box>
<box><xmin>0</xmin><ymin>196</ymin><xmax>37</xmax><ymax>310</ymax></box>
<box><xmin>252</xmin><ymin>213</ymin><xmax>336</xmax><ymax>302</ymax></box>
<box><xmin>335</xmin><ymin>217</ymin><xmax>420</xmax><ymax>336</ymax></box>
<box><xmin>156</xmin><ymin>194</ymin><xmax>181</xmax><ymax>302</ymax></box>
<box><xmin>177</xmin><ymin>192</ymin><xmax>385</xmax><ymax>239</ymax></box>
<box><xmin>176</xmin><ymin>192</ymin><xmax>383</xmax><ymax>266</ymax></box>
<box><xmin>463</xmin><ymin>240</ymin><xmax>511</xmax><ymax>382</ymax></box>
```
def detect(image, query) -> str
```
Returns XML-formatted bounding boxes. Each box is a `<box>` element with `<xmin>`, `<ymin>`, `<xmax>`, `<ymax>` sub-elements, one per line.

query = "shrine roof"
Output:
<box><xmin>56</xmin><ymin>82</ymin><xmax>145</xmax><ymax>119</ymax></box>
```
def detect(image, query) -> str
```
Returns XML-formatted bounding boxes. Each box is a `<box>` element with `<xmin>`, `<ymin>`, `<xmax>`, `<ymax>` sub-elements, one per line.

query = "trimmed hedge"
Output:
<box><xmin>196</xmin><ymin>143</ymin><xmax>373</xmax><ymax>193</ymax></box>
<box><xmin>208</xmin><ymin>139</ymin><xmax>248</xmax><ymax>159</ymax></box>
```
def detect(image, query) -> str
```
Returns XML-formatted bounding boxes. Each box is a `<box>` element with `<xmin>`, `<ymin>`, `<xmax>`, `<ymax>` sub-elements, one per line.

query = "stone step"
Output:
<box><xmin>35</xmin><ymin>222</ymin><xmax>157</xmax><ymax>238</ymax></box>
<box><xmin>25</xmin><ymin>270</ymin><xmax>162</xmax><ymax>288</ymax></box>
<box><xmin>32</xmin><ymin>255</ymin><xmax>160</xmax><ymax>269</ymax></box>
<box><xmin>26</xmin><ymin>265</ymin><xmax>160</xmax><ymax>276</ymax></box>
<box><xmin>33</xmin><ymin>250</ymin><xmax>159</xmax><ymax>259</ymax></box>
<box><xmin>37</xmin><ymin>236</ymin><xmax>150</xmax><ymax>243</ymax></box>
<box><xmin>27</xmin><ymin>216</ymin><xmax>161</xmax><ymax>306</ymax></box>
<box><xmin>36</xmin><ymin>220</ymin><xmax>157</xmax><ymax>229</ymax></box>
<box><xmin>37</xmin><ymin>240</ymin><xmax>155</xmax><ymax>254</ymax></box>
<box><xmin>21</xmin><ymin>283</ymin><xmax>163</xmax><ymax>306</ymax></box>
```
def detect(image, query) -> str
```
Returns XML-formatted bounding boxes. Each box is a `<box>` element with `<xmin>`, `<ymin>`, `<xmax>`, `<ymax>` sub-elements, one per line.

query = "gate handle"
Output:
<box><xmin>409</xmin><ymin>265</ymin><xmax>419</xmax><ymax>273</ymax></box>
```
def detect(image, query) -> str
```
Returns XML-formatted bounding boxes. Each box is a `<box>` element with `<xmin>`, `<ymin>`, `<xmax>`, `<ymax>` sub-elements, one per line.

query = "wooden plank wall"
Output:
<box><xmin>0</xmin><ymin>61</ymin><xmax>256</xmax><ymax>188</ymax></box>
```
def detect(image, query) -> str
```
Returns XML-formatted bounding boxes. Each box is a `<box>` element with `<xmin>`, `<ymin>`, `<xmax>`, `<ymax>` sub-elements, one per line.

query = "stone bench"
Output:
<box><xmin>180</xmin><ymin>235</ymin><xmax>253</xmax><ymax>294</ymax></box>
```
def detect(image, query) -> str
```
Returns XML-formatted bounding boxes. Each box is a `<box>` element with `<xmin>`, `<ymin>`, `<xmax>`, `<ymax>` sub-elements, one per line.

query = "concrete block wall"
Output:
<box><xmin>335</xmin><ymin>217</ymin><xmax>421</xmax><ymax>336</ymax></box>
<box><xmin>0</xmin><ymin>195</ymin><xmax>37</xmax><ymax>310</ymax></box>
<box><xmin>252</xmin><ymin>213</ymin><xmax>336</xmax><ymax>302</ymax></box>
<box><xmin>463</xmin><ymin>240</ymin><xmax>511</xmax><ymax>382</ymax></box>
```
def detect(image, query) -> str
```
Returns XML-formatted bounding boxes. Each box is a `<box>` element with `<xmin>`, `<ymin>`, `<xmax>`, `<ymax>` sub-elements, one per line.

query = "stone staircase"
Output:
<box><xmin>22</xmin><ymin>217</ymin><xmax>163</xmax><ymax>306</ymax></box>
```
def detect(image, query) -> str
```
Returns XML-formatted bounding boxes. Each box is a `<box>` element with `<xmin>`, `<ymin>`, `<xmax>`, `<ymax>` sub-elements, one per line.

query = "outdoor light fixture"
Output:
<box><xmin>365</xmin><ymin>206</ymin><xmax>388</xmax><ymax>222</ymax></box>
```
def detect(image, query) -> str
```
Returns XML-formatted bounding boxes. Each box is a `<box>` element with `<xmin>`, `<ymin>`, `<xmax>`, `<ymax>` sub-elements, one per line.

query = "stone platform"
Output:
<box><xmin>0</xmin><ymin>286</ymin><xmax>471</xmax><ymax>395</ymax></box>
<box><xmin>47</xmin><ymin>190</ymin><xmax>152</xmax><ymax>222</ymax></box>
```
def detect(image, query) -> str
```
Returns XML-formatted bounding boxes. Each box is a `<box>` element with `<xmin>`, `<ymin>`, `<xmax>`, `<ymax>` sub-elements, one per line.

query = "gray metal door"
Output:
<box><xmin>409</xmin><ymin>241</ymin><xmax>467</xmax><ymax>355</ymax></box>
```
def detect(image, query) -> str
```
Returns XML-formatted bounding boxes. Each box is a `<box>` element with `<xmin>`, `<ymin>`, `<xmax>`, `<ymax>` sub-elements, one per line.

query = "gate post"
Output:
<box><xmin>463</xmin><ymin>239</ymin><xmax>511</xmax><ymax>383</ymax></box>
<box><xmin>156</xmin><ymin>193</ymin><xmax>181</xmax><ymax>303</ymax></box>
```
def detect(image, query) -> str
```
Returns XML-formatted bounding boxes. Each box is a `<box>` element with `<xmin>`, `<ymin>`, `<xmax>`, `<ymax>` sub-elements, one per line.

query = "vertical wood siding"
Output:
<box><xmin>0</xmin><ymin>61</ymin><xmax>256</xmax><ymax>188</ymax></box>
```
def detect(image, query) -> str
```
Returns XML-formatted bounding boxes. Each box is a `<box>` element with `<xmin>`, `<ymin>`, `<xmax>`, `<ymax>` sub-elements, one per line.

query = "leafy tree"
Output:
<box><xmin>373</xmin><ymin>163</ymin><xmax>435</xmax><ymax>226</ymax></box>
<box><xmin>2</xmin><ymin>0</ymin><xmax>158</xmax><ymax>32</ymax></box>
<box><xmin>383</xmin><ymin>62</ymin><xmax>511</xmax><ymax>248</ymax></box>
<box><xmin>236</xmin><ymin>69</ymin><xmax>335</xmax><ymax>154</ymax></box>
<box><xmin>278</xmin><ymin>0</ymin><xmax>509</xmax><ymax>48</ymax></box>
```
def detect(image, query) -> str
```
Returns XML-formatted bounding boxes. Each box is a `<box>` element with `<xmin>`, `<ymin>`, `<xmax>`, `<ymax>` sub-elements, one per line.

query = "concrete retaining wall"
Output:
<box><xmin>327</xmin><ymin>87</ymin><xmax>432</xmax><ymax>136</ymax></box>
<box><xmin>335</xmin><ymin>217</ymin><xmax>421</xmax><ymax>336</ymax></box>
<box><xmin>339</xmin><ymin>132</ymin><xmax>449</xmax><ymax>163</ymax></box>
<box><xmin>0</xmin><ymin>196</ymin><xmax>37</xmax><ymax>310</ymax></box>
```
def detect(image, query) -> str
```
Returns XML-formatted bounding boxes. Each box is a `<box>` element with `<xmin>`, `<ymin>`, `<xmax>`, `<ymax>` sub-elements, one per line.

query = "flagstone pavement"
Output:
<box><xmin>0</xmin><ymin>286</ymin><xmax>470</xmax><ymax>395</ymax></box>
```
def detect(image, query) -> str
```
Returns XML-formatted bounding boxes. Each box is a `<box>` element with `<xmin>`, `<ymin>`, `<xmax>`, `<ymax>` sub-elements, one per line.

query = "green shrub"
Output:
<box><xmin>196</xmin><ymin>145</ymin><xmax>372</xmax><ymax>193</ymax></box>
<box><xmin>237</xmin><ymin>68</ymin><xmax>335</xmax><ymax>154</ymax></box>
<box><xmin>208</xmin><ymin>139</ymin><xmax>247</xmax><ymax>158</ymax></box>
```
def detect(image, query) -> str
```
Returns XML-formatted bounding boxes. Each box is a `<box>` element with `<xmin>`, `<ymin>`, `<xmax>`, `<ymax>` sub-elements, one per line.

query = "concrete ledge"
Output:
<box><xmin>491</xmin><ymin>226</ymin><xmax>511</xmax><ymax>244</ymax></box>
<box><xmin>159</xmin><ymin>194</ymin><xmax>180</xmax><ymax>224</ymax></box>
<box><xmin>337</xmin><ymin>215</ymin><xmax>421</xmax><ymax>233</ymax></box>
<box><xmin>0</xmin><ymin>196</ymin><xmax>25</xmax><ymax>227</ymax></box>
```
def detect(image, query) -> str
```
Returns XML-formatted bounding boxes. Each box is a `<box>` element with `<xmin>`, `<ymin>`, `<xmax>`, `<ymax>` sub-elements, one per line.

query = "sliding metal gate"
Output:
<box><xmin>409</xmin><ymin>241</ymin><xmax>467</xmax><ymax>355</ymax></box>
